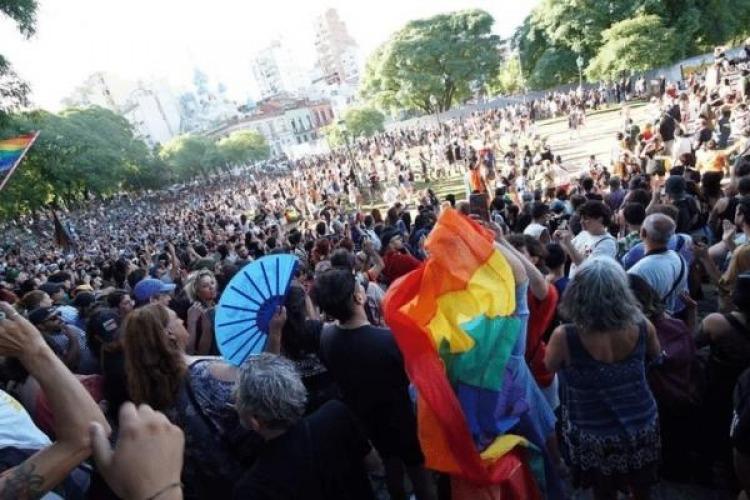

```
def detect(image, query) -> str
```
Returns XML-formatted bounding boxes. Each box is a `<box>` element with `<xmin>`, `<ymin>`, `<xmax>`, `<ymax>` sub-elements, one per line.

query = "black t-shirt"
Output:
<box><xmin>315</xmin><ymin>324</ymin><xmax>423</xmax><ymax>464</ymax></box>
<box><xmin>315</xmin><ymin>324</ymin><xmax>410</xmax><ymax>416</ymax></box>
<box><xmin>232</xmin><ymin>400</ymin><xmax>374</xmax><ymax>500</ymax></box>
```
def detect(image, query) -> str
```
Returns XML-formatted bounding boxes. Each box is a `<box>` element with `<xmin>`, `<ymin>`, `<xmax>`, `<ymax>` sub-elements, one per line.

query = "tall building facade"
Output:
<box><xmin>313</xmin><ymin>9</ymin><xmax>361</xmax><ymax>86</ymax></box>
<box><xmin>252</xmin><ymin>39</ymin><xmax>309</xmax><ymax>99</ymax></box>
<box><xmin>62</xmin><ymin>73</ymin><xmax>182</xmax><ymax>146</ymax></box>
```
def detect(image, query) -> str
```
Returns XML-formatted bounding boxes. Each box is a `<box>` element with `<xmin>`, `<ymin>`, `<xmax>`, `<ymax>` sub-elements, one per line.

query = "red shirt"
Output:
<box><xmin>382</xmin><ymin>250</ymin><xmax>421</xmax><ymax>283</ymax></box>
<box><xmin>526</xmin><ymin>284</ymin><xmax>559</xmax><ymax>388</ymax></box>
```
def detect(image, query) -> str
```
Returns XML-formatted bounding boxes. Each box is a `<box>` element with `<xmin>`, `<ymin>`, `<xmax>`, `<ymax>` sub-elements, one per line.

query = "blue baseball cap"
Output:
<box><xmin>133</xmin><ymin>278</ymin><xmax>176</xmax><ymax>304</ymax></box>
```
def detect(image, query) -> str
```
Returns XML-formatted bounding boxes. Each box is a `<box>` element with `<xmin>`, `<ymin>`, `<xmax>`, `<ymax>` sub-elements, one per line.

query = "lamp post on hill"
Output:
<box><xmin>576</xmin><ymin>55</ymin><xmax>585</xmax><ymax>91</ymax></box>
<box><xmin>429</xmin><ymin>95</ymin><xmax>442</xmax><ymax>130</ymax></box>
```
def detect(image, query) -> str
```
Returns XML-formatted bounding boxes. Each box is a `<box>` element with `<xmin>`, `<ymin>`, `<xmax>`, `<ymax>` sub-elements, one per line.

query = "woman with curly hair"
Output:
<box><xmin>123</xmin><ymin>304</ymin><xmax>260</xmax><ymax>500</ymax></box>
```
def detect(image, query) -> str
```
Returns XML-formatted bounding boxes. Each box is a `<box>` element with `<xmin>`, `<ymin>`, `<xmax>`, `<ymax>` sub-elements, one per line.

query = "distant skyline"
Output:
<box><xmin>0</xmin><ymin>0</ymin><xmax>539</xmax><ymax>110</ymax></box>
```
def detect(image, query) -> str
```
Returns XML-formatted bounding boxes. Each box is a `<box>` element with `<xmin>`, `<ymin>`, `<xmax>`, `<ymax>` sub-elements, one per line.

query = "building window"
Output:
<box><xmin>307</xmin><ymin>116</ymin><xmax>313</xmax><ymax>129</ymax></box>
<box><xmin>296</xmin><ymin>136</ymin><xmax>302</xmax><ymax>144</ymax></box>
<box><xmin>291</xmin><ymin>120</ymin><xmax>297</xmax><ymax>132</ymax></box>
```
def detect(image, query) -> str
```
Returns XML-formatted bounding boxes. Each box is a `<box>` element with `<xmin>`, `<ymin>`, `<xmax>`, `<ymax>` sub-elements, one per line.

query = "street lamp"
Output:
<box><xmin>576</xmin><ymin>55</ymin><xmax>585</xmax><ymax>91</ymax></box>
<box><xmin>429</xmin><ymin>95</ymin><xmax>441</xmax><ymax>129</ymax></box>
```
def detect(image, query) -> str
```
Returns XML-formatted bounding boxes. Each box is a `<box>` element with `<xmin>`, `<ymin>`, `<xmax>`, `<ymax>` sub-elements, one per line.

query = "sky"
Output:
<box><xmin>0</xmin><ymin>0</ymin><xmax>539</xmax><ymax>110</ymax></box>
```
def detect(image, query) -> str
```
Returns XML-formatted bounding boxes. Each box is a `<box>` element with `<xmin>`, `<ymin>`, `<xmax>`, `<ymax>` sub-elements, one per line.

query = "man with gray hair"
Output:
<box><xmin>233</xmin><ymin>353</ymin><xmax>377</xmax><ymax>499</ymax></box>
<box><xmin>627</xmin><ymin>213</ymin><xmax>688</xmax><ymax>316</ymax></box>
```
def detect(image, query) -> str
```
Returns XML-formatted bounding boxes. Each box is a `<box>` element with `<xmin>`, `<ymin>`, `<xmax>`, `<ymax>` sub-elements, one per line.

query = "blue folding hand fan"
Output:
<box><xmin>214</xmin><ymin>254</ymin><xmax>298</xmax><ymax>366</ymax></box>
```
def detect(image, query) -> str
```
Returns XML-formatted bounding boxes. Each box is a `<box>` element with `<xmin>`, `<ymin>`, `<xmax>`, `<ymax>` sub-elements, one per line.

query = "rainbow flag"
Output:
<box><xmin>383</xmin><ymin>209</ymin><xmax>544</xmax><ymax>499</ymax></box>
<box><xmin>0</xmin><ymin>133</ymin><xmax>39</xmax><ymax>190</ymax></box>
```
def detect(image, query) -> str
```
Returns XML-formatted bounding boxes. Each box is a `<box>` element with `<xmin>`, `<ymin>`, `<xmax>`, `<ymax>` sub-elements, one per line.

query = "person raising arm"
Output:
<box><xmin>0</xmin><ymin>301</ymin><xmax>110</xmax><ymax>499</ymax></box>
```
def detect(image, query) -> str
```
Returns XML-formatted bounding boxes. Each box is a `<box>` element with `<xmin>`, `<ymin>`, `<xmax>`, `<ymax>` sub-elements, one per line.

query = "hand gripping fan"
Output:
<box><xmin>214</xmin><ymin>254</ymin><xmax>298</xmax><ymax>365</ymax></box>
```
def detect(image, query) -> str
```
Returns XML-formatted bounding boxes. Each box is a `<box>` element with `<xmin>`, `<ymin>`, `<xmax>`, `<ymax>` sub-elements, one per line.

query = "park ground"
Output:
<box><xmin>409</xmin><ymin>102</ymin><xmax>652</xmax><ymax>204</ymax></box>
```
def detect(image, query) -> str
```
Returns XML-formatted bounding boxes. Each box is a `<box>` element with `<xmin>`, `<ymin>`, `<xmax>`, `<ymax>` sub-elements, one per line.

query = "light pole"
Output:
<box><xmin>576</xmin><ymin>55</ymin><xmax>584</xmax><ymax>91</ymax></box>
<box><xmin>430</xmin><ymin>95</ymin><xmax>441</xmax><ymax>130</ymax></box>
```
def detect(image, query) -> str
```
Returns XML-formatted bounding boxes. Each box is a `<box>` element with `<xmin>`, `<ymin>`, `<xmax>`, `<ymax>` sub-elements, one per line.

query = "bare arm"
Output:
<box><xmin>498</xmin><ymin>239</ymin><xmax>548</xmax><ymax>300</ymax></box>
<box><xmin>0</xmin><ymin>302</ymin><xmax>110</xmax><ymax>499</ymax></box>
<box><xmin>544</xmin><ymin>326</ymin><xmax>568</xmax><ymax>373</ymax></box>
<box><xmin>265</xmin><ymin>306</ymin><xmax>286</xmax><ymax>355</ymax></box>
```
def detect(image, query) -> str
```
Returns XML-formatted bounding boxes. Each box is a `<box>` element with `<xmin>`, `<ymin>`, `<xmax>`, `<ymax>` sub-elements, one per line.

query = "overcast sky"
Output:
<box><xmin>0</xmin><ymin>0</ymin><xmax>539</xmax><ymax>110</ymax></box>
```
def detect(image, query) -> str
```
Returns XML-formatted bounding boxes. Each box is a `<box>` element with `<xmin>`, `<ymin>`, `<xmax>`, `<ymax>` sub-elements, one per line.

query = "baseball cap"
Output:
<box><xmin>28</xmin><ymin>306</ymin><xmax>60</xmax><ymax>325</ymax></box>
<box><xmin>133</xmin><ymin>278</ymin><xmax>176</xmax><ymax>304</ymax></box>
<box><xmin>87</xmin><ymin>308</ymin><xmax>121</xmax><ymax>344</ymax></box>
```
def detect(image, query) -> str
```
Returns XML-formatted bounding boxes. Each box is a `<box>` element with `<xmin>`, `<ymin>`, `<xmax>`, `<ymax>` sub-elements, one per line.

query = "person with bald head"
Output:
<box><xmin>627</xmin><ymin>213</ymin><xmax>689</xmax><ymax>316</ymax></box>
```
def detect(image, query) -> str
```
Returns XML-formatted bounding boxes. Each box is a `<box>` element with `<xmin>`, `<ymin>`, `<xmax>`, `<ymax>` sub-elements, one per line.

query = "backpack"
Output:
<box><xmin>647</xmin><ymin>316</ymin><xmax>702</xmax><ymax>412</ymax></box>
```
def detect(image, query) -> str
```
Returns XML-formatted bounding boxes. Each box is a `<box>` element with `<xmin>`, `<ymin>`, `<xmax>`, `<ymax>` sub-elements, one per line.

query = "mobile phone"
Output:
<box><xmin>469</xmin><ymin>193</ymin><xmax>490</xmax><ymax>221</ymax></box>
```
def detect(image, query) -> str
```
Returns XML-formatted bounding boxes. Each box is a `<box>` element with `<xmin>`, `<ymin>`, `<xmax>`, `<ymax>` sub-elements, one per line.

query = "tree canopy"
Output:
<box><xmin>359</xmin><ymin>9</ymin><xmax>501</xmax><ymax>114</ymax></box>
<box><xmin>217</xmin><ymin>130</ymin><xmax>270</xmax><ymax>166</ymax></box>
<box><xmin>586</xmin><ymin>15</ymin><xmax>677</xmax><ymax>81</ymax></box>
<box><xmin>342</xmin><ymin>107</ymin><xmax>385</xmax><ymax>137</ymax></box>
<box><xmin>513</xmin><ymin>0</ymin><xmax>750</xmax><ymax>90</ymax></box>
<box><xmin>0</xmin><ymin>0</ymin><xmax>38</xmax><ymax>123</ymax></box>
<box><xmin>0</xmin><ymin>106</ymin><xmax>154</xmax><ymax>217</ymax></box>
<box><xmin>487</xmin><ymin>56</ymin><xmax>525</xmax><ymax>96</ymax></box>
<box><xmin>0</xmin><ymin>105</ymin><xmax>271</xmax><ymax>218</ymax></box>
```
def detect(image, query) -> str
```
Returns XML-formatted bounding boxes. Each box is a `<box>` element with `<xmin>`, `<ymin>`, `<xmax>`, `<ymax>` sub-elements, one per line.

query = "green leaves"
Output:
<box><xmin>0</xmin><ymin>0</ymin><xmax>39</xmax><ymax>124</ymax></box>
<box><xmin>161</xmin><ymin>131</ymin><xmax>270</xmax><ymax>181</ymax></box>
<box><xmin>360</xmin><ymin>9</ymin><xmax>501</xmax><ymax>114</ymax></box>
<box><xmin>0</xmin><ymin>106</ymin><xmax>166</xmax><ymax>217</ymax></box>
<box><xmin>217</xmin><ymin>130</ymin><xmax>270</xmax><ymax>166</ymax></box>
<box><xmin>585</xmin><ymin>15</ymin><xmax>677</xmax><ymax>81</ymax></box>
<box><xmin>0</xmin><ymin>0</ymin><xmax>38</xmax><ymax>37</ymax></box>
<box><xmin>342</xmin><ymin>107</ymin><xmax>385</xmax><ymax>138</ymax></box>
<box><xmin>514</xmin><ymin>0</ymin><xmax>750</xmax><ymax>90</ymax></box>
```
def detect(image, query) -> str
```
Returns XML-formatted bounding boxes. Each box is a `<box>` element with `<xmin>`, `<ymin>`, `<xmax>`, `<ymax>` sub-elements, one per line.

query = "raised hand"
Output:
<box><xmin>90</xmin><ymin>403</ymin><xmax>184</xmax><ymax>500</ymax></box>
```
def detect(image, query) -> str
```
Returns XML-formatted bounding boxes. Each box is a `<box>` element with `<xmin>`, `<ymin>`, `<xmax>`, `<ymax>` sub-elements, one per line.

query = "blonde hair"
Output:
<box><xmin>183</xmin><ymin>269</ymin><xmax>216</xmax><ymax>303</ymax></box>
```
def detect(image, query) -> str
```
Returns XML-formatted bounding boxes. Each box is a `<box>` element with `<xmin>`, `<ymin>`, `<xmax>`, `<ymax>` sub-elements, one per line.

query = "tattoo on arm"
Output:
<box><xmin>0</xmin><ymin>462</ymin><xmax>45</xmax><ymax>500</ymax></box>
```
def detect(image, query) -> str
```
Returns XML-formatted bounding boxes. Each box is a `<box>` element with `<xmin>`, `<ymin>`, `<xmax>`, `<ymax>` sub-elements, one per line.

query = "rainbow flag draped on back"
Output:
<box><xmin>383</xmin><ymin>209</ymin><xmax>543</xmax><ymax>498</ymax></box>
<box><xmin>0</xmin><ymin>133</ymin><xmax>38</xmax><ymax>190</ymax></box>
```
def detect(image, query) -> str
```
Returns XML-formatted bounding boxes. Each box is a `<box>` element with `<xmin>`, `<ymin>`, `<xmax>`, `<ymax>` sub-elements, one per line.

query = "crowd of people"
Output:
<box><xmin>4</xmin><ymin>48</ymin><xmax>750</xmax><ymax>499</ymax></box>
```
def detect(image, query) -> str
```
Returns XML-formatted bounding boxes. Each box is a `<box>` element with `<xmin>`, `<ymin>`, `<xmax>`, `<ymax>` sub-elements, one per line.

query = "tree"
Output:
<box><xmin>160</xmin><ymin>135</ymin><xmax>217</xmax><ymax>180</ymax></box>
<box><xmin>323</xmin><ymin>123</ymin><xmax>346</xmax><ymax>148</ymax></box>
<box><xmin>217</xmin><ymin>130</ymin><xmax>270</xmax><ymax>167</ymax></box>
<box><xmin>359</xmin><ymin>9</ymin><xmax>501</xmax><ymax>114</ymax></box>
<box><xmin>487</xmin><ymin>56</ymin><xmax>525</xmax><ymax>96</ymax></box>
<box><xmin>513</xmin><ymin>0</ymin><xmax>750</xmax><ymax>91</ymax></box>
<box><xmin>0</xmin><ymin>0</ymin><xmax>38</xmax><ymax>123</ymax></box>
<box><xmin>527</xmin><ymin>47</ymin><xmax>579</xmax><ymax>90</ymax></box>
<box><xmin>586</xmin><ymin>15</ymin><xmax>677</xmax><ymax>81</ymax></box>
<box><xmin>342</xmin><ymin>107</ymin><xmax>385</xmax><ymax>137</ymax></box>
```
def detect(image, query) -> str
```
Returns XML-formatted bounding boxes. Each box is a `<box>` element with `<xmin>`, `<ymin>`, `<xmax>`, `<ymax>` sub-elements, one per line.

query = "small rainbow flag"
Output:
<box><xmin>0</xmin><ymin>132</ymin><xmax>39</xmax><ymax>191</ymax></box>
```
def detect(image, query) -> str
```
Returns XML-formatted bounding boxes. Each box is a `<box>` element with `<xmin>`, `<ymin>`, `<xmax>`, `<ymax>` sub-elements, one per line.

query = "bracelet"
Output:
<box><xmin>144</xmin><ymin>482</ymin><xmax>182</xmax><ymax>500</ymax></box>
